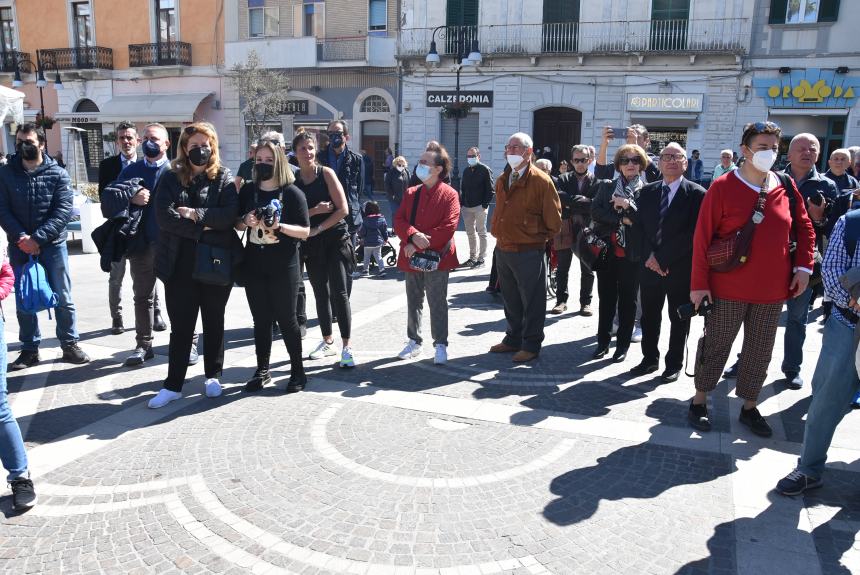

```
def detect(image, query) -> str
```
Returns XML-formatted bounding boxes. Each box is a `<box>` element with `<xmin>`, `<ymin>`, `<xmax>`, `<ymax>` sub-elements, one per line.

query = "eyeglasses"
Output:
<box><xmin>660</xmin><ymin>153</ymin><xmax>685</xmax><ymax>162</ymax></box>
<box><xmin>572</xmin><ymin>158</ymin><xmax>588</xmax><ymax>164</ymax></box>
<box><xmin>466</xmin><ymin>155</ymin><xmax>477</xmax><ymax>158</ymax></box>
<box><xmin>618</xmin><ymin>157</ymin><xmax>642</xmax><ymax>166</ymax></box>
<box><xmin>327</xmin><ymin>131</ymin><xmax>344</xmax><ymax>137</ymax></box>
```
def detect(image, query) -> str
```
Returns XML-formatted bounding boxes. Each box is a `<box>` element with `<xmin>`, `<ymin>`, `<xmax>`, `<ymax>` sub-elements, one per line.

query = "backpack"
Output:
<box><xmin>16</xmin><ymin>256</ymin><xmax>58</xmax><ymax>318</ymax></box>
<box><xmin>845</xmin><ymin>209</ymin><xmax>860</xmax><ymax>258</ymax></box>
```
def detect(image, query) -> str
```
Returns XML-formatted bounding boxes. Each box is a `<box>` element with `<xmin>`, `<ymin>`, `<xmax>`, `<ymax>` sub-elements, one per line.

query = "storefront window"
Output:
<box><xmin>646</xmin><ymin>129</ymin><xmax>688</xmax><ymax>157</ymax></box>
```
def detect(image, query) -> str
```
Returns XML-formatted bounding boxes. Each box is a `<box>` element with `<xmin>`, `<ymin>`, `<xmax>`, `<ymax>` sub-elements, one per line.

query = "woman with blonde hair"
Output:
<box><xmin>235</xmin><ymin>140</ymin><xmax>310</xmax><ymax>392</ymax></box>
<box><xmin>384</xmin><ymin>155</ymin><xmax>409</xmax><ymax>223</ymax></box>
<box><xmin>149</xmin><ymin>122</ymin><xmax>239</xmax><ymax>408</ymax></box>
<box><xmin>590</xmin><ymin>143</ymin><xmax>650</xmax><ymax>362</ymax></box>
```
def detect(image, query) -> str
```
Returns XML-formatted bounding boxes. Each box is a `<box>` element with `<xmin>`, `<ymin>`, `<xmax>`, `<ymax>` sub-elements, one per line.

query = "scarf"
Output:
<box><xmin>612</xmin><ymin>175</ymin><xmax>642</xmax><ymax>249</ymax></box>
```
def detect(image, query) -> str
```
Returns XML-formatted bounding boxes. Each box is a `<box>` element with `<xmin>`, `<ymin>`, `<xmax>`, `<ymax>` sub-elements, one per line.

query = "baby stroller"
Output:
<box><xmin>353</xmin><ymin>202</ymin><xmax>397</xmax><ymax>271</ymax></box>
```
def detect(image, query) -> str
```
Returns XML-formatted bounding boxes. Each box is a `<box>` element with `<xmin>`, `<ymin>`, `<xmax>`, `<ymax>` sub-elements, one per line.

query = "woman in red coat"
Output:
<box><xmin>688</xmin><ymin>121</ymin><xmax>815</xmax><ymax>437</ymax></box>
<box><xmin>394</xmin><ymin>146</ymin><xmax>460</xmax><ymax>365</ymax></box>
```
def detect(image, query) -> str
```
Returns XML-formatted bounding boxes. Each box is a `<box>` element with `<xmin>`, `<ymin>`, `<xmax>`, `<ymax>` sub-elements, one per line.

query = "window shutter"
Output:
<box><xmin>446</xmin><ymin>0</ymin><xmax>478</xmax><ymax>26</ymax></box>
<box><xmin>293</xmin><ymin>5</ymin><xmax>302</xmax><ymax>37</ymax></box>
<box><xmin>769</xmin><ymin>0</ymin><xmax>787</xmax><ymax>24</ymax></box>
<box><xmin>818</xmin><ymin>0</ymin><xmax>840</xmax><ymax>22</ymax></box>
<box><xmin>543</xmin><ymin>0</ymin><xmax>580</xmax><ymax>23</ymax></box>
<box><xmin>314</xmin><ymin>5</ymin><xmax>325</xmax><ymax>39</ymax></box>
<box><xmin>265</xmin><ymin>6</ymin><xmax>279</xmax><ymax>36</ymax></box>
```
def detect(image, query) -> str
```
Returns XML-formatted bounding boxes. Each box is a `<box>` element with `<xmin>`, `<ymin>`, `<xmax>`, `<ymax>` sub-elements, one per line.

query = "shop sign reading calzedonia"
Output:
<box><xmin>426</xmin><ymin>91</ymin><xmax>494</xmax><ymax>108</ymax></box>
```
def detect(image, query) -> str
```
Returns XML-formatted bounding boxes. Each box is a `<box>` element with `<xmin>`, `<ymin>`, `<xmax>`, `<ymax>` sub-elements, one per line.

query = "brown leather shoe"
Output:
<box><xmin>550</xmin><ymin>303</ymin><xmax>567</xmax><ymax>314</ymax></box>
<box><xmin>512</xmin><ymin>350</ymin><xmax>538</xmax><ymax>362</ymax></box>
<box><xmin>489</xmin><ymin>343</ymin><xmax>518</xmax><ymax>353</ymax></box>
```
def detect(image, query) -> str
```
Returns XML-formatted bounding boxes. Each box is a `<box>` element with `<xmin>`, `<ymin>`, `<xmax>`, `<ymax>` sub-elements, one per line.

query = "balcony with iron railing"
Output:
<box><xmin>129</xmin><ymin>41</ymin><xmax>192</xmax><ymax>67</ymax></box>
<box><xmin>37</xmin><ymin>47</ymin><xmax>113</xmax><ymax>70</ymax></box>
<box><xmin>317</xmin><ymin>36</ymin><xmax>367</xmax><ymax>62</ymax></box>
<box><xmin>398</xmin><ymin>18</ymin><xmax>750</xmax><ymax>58</ymax></box>
<box><xmin>0</xmin><ymin>51</ymin><xmax>29</xmax><ymax>73</ymax></box>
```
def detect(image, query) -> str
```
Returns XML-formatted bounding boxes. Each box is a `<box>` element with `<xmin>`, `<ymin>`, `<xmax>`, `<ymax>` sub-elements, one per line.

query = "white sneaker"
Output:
<box><xmin>340</xmin><ymin>346</ymin><xmax>356</xmax><ymax>368</ymax></box>
<box><xmin>147</xmin><ymin>389</ymin><xmax>182</xmax><ymax>409</ymax></box>
<box><xmin>204</xmin><ymin>378</ymin><xmax>222</xmax><ymax>398</ymax></box>
<box><xmin>631</xmin><ymin>326</ymin><xmax>643</xmax><ymax>342</ymax></box>
<box><xmin>398</xmin><ymin>340</ymin><xmax>423</xmax><ymax>360</ymax></box>
<box><xmin>309</xmin><ymin>340</ymin><xmax>337</xmax><ymax>360</ymax></box>
<box><xmin>434</xmin><ymin>344</ymin><xmax>447</xmax><ymax>365</ymax></box>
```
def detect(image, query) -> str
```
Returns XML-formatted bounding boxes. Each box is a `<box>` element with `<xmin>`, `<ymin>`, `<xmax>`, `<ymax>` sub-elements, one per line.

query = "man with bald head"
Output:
<box><xmin>630</xmin><ymin>143</ymin><xmax>705</xmax><ymax>382</ymax></box>
<box><xmin>489</xmin><ymin>132</ymin><xmax>561</xmax><ymax>362</ymax></box>
<box><xmin>778</xmin><ymin>133</ymin><xmax>839</xmax><ymax>389</ymax></box>
<box><xmin>824</xmin><ymin>148</ymin><xmax>859</xmax><ymax>193</ymax></box>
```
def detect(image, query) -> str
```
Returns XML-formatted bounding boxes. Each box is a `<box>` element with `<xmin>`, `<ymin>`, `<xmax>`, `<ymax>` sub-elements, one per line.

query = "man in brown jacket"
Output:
<box><xmin>490</xmin><ymin>132</ymin><xmax>562</xmax><ymax>361</ymax></box>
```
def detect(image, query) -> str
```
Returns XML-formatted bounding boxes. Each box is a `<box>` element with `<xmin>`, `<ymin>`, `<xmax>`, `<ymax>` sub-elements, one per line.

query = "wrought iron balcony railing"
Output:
<box><xmin>129</xmin><ymin>41</ymin><xmax>192</xmax><ymax>67</ymax></box>
<box><xmin>0</xmin><ymin>51</ymin><xmax>29</xmax><ymax>73</ymax></box>
<box><xmin>398</xmin><ymin>18</ymin><xmax>750</xmax><ymax>58</ymax></box>
<box><xmin>318</xmin><ymin>37</ymin><xmax>366</xmax><ymax>62</ymax></box>
<box><xmin>37</xmin><ymin>47</ymin><xmax>113</xmax><ymax>70</ymax></box>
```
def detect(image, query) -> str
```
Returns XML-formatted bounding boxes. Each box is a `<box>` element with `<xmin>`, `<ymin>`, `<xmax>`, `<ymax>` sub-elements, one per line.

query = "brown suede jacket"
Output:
<box><xmin>491</xmin><ymin>162</ymin><xmax>562</xmax><ymax>252</ymax></box>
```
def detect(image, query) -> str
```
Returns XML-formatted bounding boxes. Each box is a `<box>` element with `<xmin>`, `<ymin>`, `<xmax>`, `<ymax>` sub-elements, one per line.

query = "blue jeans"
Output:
<box><xmin>389</xmin><ymin>200</ymin><xmax>401</xmax><ymax>227</ymax></box>
<box><xmin>0</xmin><ymin>314</ymin><xmax>29</xmax><ymax>480</ymax></box>
<box><xmin>781</xmin><ymin>286</ymin><xmax>813</xmax><ymax>375</ymax></box>
<box><xmin>797</xmin><ymin>317</ymin><xmax>860</xmax><ymax>478</ymax></box>
<box><xmin>10</xmin><ymin>242</ymin><xmax>79</xmax><ymax>350</ymax></box>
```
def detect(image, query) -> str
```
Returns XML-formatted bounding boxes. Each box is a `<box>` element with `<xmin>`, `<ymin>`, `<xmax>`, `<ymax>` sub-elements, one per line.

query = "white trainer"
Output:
<box><xmin>434</xmin><ymin>344</ymin><xmax>448</xmax><ymax>365</ymax></box>
<box><xmin>631</xmin><ymin>326</ymin><xmax>643</xmax><ymax>342</ymax></box>
<box><xmin>147</xmin><ymin>389</ymin><xmax>182</xmax><ymax>409</ymax></box>
<box><xmin>397</xmin><ymin>340</ymin><xmax>423</xmax><ymax>360</ymax></box>
<box><xmin>309</xmin><ymin>340</ymin><xmax>337</xmax><ymax>360</ymax></box>
<box><xmin>204</xmin><ymin>378</ymin><xmax>222</xmax><ymax>398</ymax></box>
<box><xmin>340</xmin><ymin>346</ymin><xmax>356</xmax><ymax>368</ymax></box>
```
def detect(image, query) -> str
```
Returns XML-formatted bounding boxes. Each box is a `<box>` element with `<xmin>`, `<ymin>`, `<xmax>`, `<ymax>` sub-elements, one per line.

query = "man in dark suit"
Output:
<box><xmin>98</xmin><ymin>121</ymin><xmax>166</xmax><ymax>335</ymax></box>
<box><xmin>630</xmin><ymin>142</ymin><xmax>705</xmax><ymax>382</ymax></box>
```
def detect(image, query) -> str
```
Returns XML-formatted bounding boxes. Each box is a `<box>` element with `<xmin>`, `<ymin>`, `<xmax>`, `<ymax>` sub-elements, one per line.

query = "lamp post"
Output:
<box><xmin>12</xmin><ymin>54</ymin><xmax>63</xmax><ymax>152</ymax></box>
<box><xmin>426</xmin><ymin>26</ymin><xmax>481</xmax><ymax>190</ymax></box>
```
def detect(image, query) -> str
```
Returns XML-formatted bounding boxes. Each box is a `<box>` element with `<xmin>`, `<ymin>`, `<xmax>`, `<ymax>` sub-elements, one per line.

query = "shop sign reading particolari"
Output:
<box><xmin>754</xmin><ymin>69</ymin><xmax>860</xmax><ymax>108</ymax></box>
<box><xmin>426</xmin><ymin>91</ymin><xmax>494</xmax><ymax>108</ymax></box>
<box><xmin>626</xmin><ymin>94</ymin><xmax>703</xmax><ymax>113</ymax></box>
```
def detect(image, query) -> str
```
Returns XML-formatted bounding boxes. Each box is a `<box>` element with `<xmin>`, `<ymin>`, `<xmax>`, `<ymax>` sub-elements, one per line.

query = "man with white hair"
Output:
<box><xmin>778</xmin><ymin>133</ymin><xmax>839</xmax><ymax>389</ymax></box>
<box><xmin>847</xmin><ymin>146</ymin><xmax>860</xmax><ymax>178</ymax></box>
<box><xmin>489</xmin><ymin>132</ymin><xmax>561</xmax><ymax>362</ymax></box>
<box><xmin>824</xmin><ymin>148</ymin><xmax>859</xmax><ymax>193</ymax></box>
<box><xmin>712</xmin><ymin>149</ymin><xmax>735</xmax><ymax>181</ymax></box>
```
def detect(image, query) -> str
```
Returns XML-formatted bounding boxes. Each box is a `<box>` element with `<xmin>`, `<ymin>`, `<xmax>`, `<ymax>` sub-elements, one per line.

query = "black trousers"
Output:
<box><xmin>639</xmin><ymin>268</ymin><xmax>691</xmax><ymax>370</ymax></box>
<box><xmin>555</xmin><ymin>249</ymin><xmax>595</xmax><ymax>305</ymax></box>
<box><xmin>163</xmin><ymin>242</ymin><xmax>232</xmax><ymax>392</ymax></box>
<box><xmin>596</xmin><ymin>253</ymin><xmax>639</xmax><ymax>350</ymax></box>
<box><xmin>305</xmin><ymin>235</ymin><xmax>352</xmax><ymax>340</ymax></box>
<box><xmin>244</xmin><ymin>243</ymin><xmax>303</xmax><ymax>377</ymax></box>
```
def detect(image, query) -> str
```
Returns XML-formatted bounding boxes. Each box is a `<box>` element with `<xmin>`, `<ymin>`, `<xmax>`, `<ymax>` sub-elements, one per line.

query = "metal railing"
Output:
<box><xmin>0</xmin><ymin>51</ymin><xmax>29</xmax><ymax>73</ymax></box>
<box><xmin>398</xmin><ymin>18</ymin><xmax>750</xmax><ymax>57</ymax></box>
<box><xmin>129</xmin><ymin>41</ymin><xmax>192</xmax><ymax>67</ymax></box>
<box><xmin>38</xmin><ymin>47</ymin><xmax>113</xmax><ymax>70</ymax></box>
<box><xmin>318</xmin><ymin>37</ymin><xmax>366</xmax><ymax>62</ymax></box>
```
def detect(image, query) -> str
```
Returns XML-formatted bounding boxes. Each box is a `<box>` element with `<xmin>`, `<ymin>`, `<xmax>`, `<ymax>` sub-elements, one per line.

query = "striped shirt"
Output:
<box><xmin>822</xmin><ymin>214</ymin><xmax>859</xmax><ymax>329</ymax></box>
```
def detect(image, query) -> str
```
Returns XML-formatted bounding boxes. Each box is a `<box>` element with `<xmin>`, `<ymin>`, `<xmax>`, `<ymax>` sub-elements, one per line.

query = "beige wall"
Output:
<box><xmin>237</xmin><ymin>0</ymin><xmax>398</xmax><ymax>40</ymax></box>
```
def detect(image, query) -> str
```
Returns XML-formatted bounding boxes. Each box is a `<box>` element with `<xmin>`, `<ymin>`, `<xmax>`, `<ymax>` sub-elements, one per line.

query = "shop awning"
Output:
<box><xmin>768</xmin><ymin>108</ymin><xmax>848</xmax><ymax>116</ymax></box>
<box><xmin>0</xmin><ymin>85</ymin><xmax>25</xmax><ymax>125</ymax></box>
<box><xmin>86</xmin><ymin>92</ymin><xmax>214</xmax><ymax>123</ymax></box>
<box><xmin>628</xmin><ymin>112</ymin><xmax>699</xmax><ymax>128</ymax></box>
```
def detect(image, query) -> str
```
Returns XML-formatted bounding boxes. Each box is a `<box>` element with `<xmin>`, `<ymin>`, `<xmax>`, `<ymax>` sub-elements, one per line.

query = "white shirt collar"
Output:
<box><xmin>144</xmin><ymin>155</ymin><xmax>168</xmax><ymax>168</ymax></box>
<box><xmin>662</xmin><ymin>177</ymin><xmax>683</xmax><ymax>204</ymax></box>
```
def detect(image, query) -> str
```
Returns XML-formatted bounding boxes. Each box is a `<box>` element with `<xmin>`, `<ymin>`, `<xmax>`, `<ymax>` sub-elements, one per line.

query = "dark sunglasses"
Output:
<box><xmin>184</xmin><ymin>126</ymin><xmax>199</xmax><ymax>135</ymax></box>
<box><xmin>571</xmin><ymin>158</ymin><xmax>589</xmax><ymax>164</ymax></box>
<box><xmin>618</xmin><ymin>157</ymin><xmax>642</xmax><ymax>166</ymax></box>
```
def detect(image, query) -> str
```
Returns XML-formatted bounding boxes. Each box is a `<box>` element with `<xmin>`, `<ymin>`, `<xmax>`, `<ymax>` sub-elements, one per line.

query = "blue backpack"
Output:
<box><xmin>16</xmin><ymin>256</ymin><xmax>58</xmax><ymax>318</ymax></box>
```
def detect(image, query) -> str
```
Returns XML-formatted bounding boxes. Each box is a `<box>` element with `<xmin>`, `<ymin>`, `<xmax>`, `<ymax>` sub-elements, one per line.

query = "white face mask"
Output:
<box><xmin>751</xmin><ymin>149</ymin><xmax>778</xmax><ymax>172</ymax></box>
<box><xmin>507</xmin><ymin>154</ymin><xmax>525</xmax><ymax>169</ymax></box>
<box><xmin>415</xmin><ymin>164</ymin><xmax>432</xmax><ymax>182</ymax></box>
<box><xmin>395</xmin><ymin>165</ymin><xmax>404</xmax><ymax>172</ymax></box>
<box><xmin>467</xmin><ymin>157</ymin><xmax>478</xmax><ymax>167</ymax></box>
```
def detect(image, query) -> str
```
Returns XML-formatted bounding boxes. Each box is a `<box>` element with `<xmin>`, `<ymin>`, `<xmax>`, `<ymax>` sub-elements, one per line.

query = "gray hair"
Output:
<box><xmin>260</xmin><ymin>130</ymin><xmax>286</xmax><ymax>148</ymax></box>
<box><xmin>509</xmin><ymin>132</ymin><xmax>533</xmax><ymax>149</ymax></box>
<box><xmin>848</xmin><ymin>146</ymin><xmax>860</xmax><ymax>161</ymax></box>
<box><xmin>831</xmin><ymin>148</ymin><xmax>852</xmax><ymax>160</ymax></box>
<box><xmin>789</xmin><ymin>133</ymin><xmax>820</xmax><ymax>150</ymax></box>
<box><xmin>720</xmin><ymin>149</ymin><xmax>733</xmax><ymax>157</ymax></box>
<box><xmin>571</xmin><ymin>144</ymin><xmax>590</xmax><ymax>158</ymax></box>
<box><xmin>661</xmin><ymin>141</ymin><xmax>687</xmax><ymax>156</ymax></box>
<box><xmin>535</xmin><ymin>158</ymin><xmax>552</xmax><ymax>172</ymax></box>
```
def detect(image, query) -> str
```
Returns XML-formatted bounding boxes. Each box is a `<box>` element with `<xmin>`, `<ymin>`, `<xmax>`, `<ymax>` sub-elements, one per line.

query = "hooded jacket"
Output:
<box><xmin>0</xmin><ymin>153</ymin><xmax>72</xmax><ymax>247</ymax></box>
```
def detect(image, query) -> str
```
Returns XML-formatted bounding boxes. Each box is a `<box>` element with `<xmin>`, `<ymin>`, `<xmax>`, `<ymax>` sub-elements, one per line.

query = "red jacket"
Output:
<box><xmin>691</xmin><ymin>171</ymin><xmax>815</xmax><ymax>304</ymax></box>
<box><xmin>0</xmin><ymin>260</ymin><xmax>13</xmax><ymax>301</ymax></box>
<box><xmin>394</xmin><ymin>180</ymin><xmax>460</xmax><ymax>272</ymax></box>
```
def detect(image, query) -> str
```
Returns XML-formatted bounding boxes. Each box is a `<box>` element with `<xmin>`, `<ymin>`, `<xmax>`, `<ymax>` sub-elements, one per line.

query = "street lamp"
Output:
<box><xmin>426</xmin><ymin>27</ymin><xmax>481</xmax><ymax>190</ymax></box>
<box><xmin>12</xmin><ymin>54</ymin><xmax>63</xmax><ymax>152</ymax></box>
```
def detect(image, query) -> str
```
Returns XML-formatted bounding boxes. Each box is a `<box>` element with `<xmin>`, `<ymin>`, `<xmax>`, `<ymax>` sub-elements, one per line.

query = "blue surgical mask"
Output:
<box><xmin>142</xmin><ymin>139</ymin><xmax>161</xmax><ymax>159</ymax></box>
<box><xmin>467</xmin><ymin>157</ymin><xmax>478</xmax><ymax>167</ymax></box>
<box><xmin>415</xmin><ymin>164</ymin><xmax>432</xmax><ymax>182</ymax></box>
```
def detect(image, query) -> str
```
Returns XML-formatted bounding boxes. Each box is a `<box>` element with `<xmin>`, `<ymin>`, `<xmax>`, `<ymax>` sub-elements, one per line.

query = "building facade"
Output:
<box><xmin>222</xmin><ymin>0</ymin><xmax>399</xmax><ymax>183</ymax></box>
<box><xmin>397</xmin><ymin>0</ymin><xmax>860</xmax><ymax>178</ymax></box>
<box><xmin>0</xmin><ymin>0</ymin><xmax>227</xmax><ymax>182</ymax></box>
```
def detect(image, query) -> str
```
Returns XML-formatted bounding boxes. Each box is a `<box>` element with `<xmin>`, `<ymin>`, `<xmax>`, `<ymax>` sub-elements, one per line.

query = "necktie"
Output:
<box><xmin>511</xmin><ymin>170</ymin><xmax>519</xmax><ymax>187</ymax></box>
<box><xmin>656</xmin><ymin>184</ymin><xmax>670</xmax><ymax>245</ymax></box>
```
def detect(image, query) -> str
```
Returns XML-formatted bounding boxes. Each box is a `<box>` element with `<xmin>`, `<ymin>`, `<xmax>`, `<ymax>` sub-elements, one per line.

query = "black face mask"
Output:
<box><xmin>17</xmin><ymin>142</ymin><xmax>39</xmax><ymax>162</ymax></box>
<box><xmin>142</xmin><ymin>139</ymin><xmax>161</xmax><ymax>159</ymax></box>
<box><xmin>329</xmin><ymin>134</ymin><xmax>345</xmax><ymax>149</ymax></box>
<box><xmin>188</xmin><ymin>147</ymin><xmax>212</xmax><ymax>167</ymax></box>
<box><xmin>255</xmin><ymin>163</ymin><xmax>274</xmax><ymax>181</ymax></box>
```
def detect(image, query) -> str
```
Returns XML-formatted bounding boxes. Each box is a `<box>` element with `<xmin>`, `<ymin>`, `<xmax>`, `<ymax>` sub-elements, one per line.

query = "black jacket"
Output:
<box><xmin>780</xmin><ymin>164</ymin><xmax>840</xmax><ymax>240</ymax></box>
<box><xmin>318</xmin><ymin>145</ymin><xmax>364</xmax><ymax>230</ymax></box>
<box><xmin>633</xmin><ymin>177</ymin><xmax>705</xmax><ymax>281</ymax></box>
<box><xmin>154</xmin><ymin>167</ymin><xmax>238</xmax><ymax>282</ymax></box>
<box><xmin>459</xmin><ymin>162</ymin><xmax>494</xmax><ymax>208</ymax></box>
<box><xmin>0</xmin><ymin>154</ymin><xmax>72</xmax><ymax>248</ymax></box>
<box><xmin>591</xmin><ymin>178</ymin><xmax>643</xmax><ymax>263</ymax></box>
<box><xmin>556</xmin><ymin>171</ymin><xmax>600</xmax><ymax>221</ymax></box>
<box><xmin>384</xmin><ymin>168</ymin><xmax>409</xmax><ymax>204</ymax></box>
<box><xmin>98</xmin><ymin>154</ymin><xmax>127</xmax><ymax>194</ymax></box>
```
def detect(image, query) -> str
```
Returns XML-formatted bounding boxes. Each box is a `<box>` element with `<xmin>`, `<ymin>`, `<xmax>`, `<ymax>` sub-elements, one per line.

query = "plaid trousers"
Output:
<box><xmin>694</xmin><ymin>298</ymin><xmax>783</xmax><ymax>401</ymax></box>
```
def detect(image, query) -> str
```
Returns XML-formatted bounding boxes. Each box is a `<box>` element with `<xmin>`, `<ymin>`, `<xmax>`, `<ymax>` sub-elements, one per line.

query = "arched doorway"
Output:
<box><xmin>533</xmin><ymin>107</ymin><xmax>582</xmax><ymax>174</ymax></box>
<box><xmin>359</xmin><ymin>95</ymin><xmax>391</xmax><ymax>188</ymax></box>
<box><xmin>74</xmin><ymin>99</ymin><xmax>103</xmax><ymax>182</ymax></box>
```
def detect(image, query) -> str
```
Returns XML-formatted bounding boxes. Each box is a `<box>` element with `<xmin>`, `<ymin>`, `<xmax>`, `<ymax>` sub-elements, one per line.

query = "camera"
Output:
<box><xmin>254</xmin><ymin>199</ymin><xmax>282</xmax><ymax>228</ymax></box>
<box><xmin>676</xmin><ymin>297</ymin><xmax>713</xmax><ymax>320</ymax></box>
<box><xmin>809</xmin><ymin>190</ymin><xmax>825</xmax><ymax>207</ymax></box>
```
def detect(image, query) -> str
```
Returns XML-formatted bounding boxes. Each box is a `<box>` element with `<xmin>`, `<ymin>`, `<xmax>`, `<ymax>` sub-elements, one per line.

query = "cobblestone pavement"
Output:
<box><xmin>0</xmin><ymin>231</ymin><xmax>857</xmax><ymax>575</ymax></box>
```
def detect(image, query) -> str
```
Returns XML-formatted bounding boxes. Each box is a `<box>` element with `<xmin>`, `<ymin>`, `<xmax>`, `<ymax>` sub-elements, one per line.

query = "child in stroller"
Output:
<box><xmin>354</xmin><ymin>201</ymin><xmax>397</xmax><ymax>277</ymax></box>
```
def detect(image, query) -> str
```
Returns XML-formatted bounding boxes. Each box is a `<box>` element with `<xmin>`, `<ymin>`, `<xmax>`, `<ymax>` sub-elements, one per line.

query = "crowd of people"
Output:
<box><xmin>0</xmin><ymin>117</ymin><xmax>858</xmax><ymax>515</ymax></box>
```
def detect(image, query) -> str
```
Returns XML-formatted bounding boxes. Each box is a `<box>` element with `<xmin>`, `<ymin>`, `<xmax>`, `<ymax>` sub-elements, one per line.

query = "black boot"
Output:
<box><xmin>244</xmin><ymin>367</ymin><xmax>272</xmax><ymax>392</ymax></box>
